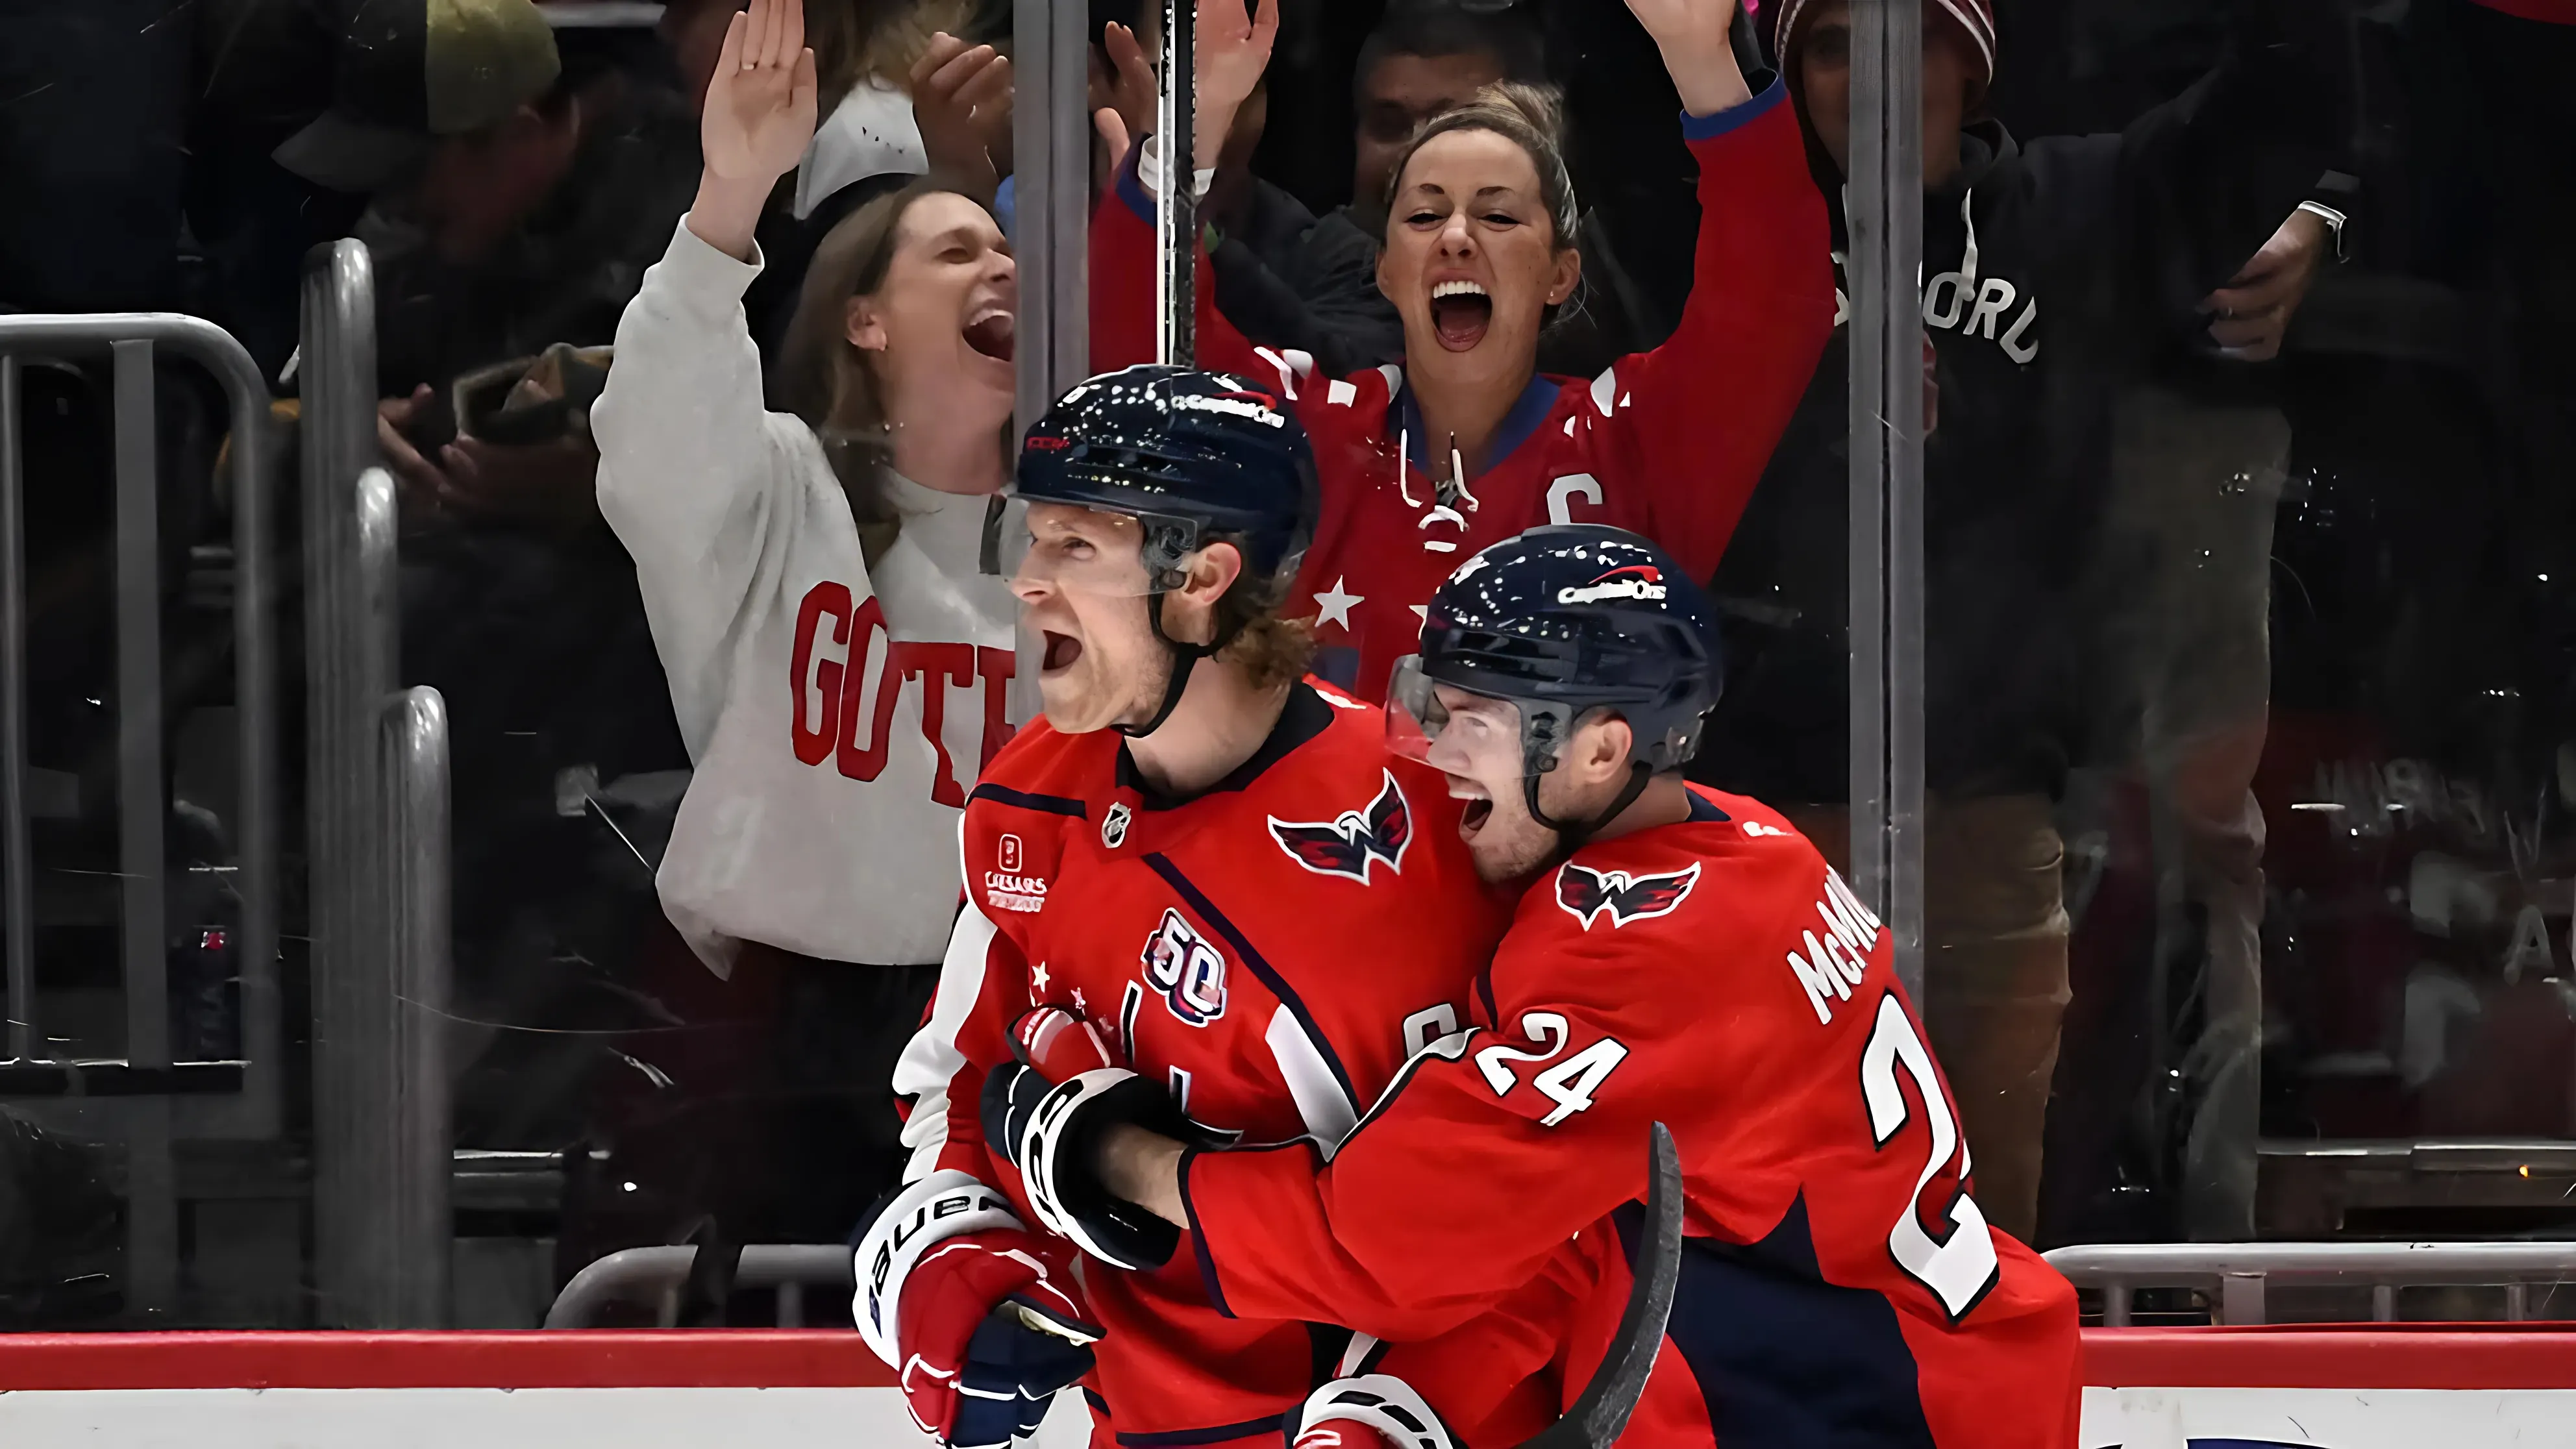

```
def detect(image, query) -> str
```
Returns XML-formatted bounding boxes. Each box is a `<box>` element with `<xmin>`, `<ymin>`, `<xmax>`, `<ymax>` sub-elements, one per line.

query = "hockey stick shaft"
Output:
<box><xmin>1515</xmin><ymin>1121</ymin><xmax>1684</xmax><ymax>1449</ymax></box>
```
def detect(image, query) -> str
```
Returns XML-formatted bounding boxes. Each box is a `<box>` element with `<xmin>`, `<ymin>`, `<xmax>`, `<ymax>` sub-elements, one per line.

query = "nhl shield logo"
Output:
<box><xmin>1102</xmin><ymin>801</ymin><xmax>1133</xmax><ymax>849</ymax></box>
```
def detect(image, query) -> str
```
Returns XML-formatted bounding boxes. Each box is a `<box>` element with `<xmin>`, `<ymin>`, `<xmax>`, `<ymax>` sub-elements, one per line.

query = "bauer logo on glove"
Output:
<box><xmin>851</xmin><ymin>1171</ymin><xmax>1104</xmax><ymax>1449</ymax></box>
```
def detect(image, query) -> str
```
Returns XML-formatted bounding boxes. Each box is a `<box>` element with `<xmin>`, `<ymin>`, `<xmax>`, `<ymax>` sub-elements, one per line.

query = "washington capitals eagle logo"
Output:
<box><xmin>1556</xmin><ymin>861</ymin><xmax>1702</xmax><ymax>930</ymax></box>
<box><xmin>1267</xmin><ymin>771</ymin><xmax>1413</xmax><ymax>884</ymax></box>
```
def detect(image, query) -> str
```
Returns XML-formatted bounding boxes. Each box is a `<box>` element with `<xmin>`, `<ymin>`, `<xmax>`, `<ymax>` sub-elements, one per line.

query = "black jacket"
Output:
<box><xmin>1691</xmin><ymin>1</ymin><xmax>2351</xmax><ymax>805</ymax></box>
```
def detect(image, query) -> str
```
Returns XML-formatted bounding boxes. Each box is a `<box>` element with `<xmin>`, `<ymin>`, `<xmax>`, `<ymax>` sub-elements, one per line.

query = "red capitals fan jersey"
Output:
<box><xmin>1176</xmin><ymin>787</ymin><xmax>2083</xmax><ymax>1448</ymax></box>
<box><xmin>1091</xmin><ymin>80</ymin><xmax>1835</xmax><ymax>700</ymax></box>
<box><xmin>894</xmin><ymin>683</ymin><xmax>1514</xmax><ymax>1447</ymax></box>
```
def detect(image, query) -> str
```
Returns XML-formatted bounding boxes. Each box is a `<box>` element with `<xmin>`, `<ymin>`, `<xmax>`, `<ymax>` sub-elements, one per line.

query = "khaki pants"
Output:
<box><xmin>1788</xmin><ymin>795</ymin><xmax>2072</xmax><ymax>1245</ymax></box>
<box><xmin>2105</xmin><ymin>385</ymin><xmax>2287</xmax><ymax>1240</ymax></box>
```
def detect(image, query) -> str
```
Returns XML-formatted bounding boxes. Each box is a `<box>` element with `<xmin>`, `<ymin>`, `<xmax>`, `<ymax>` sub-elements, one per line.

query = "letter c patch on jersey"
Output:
<box><xmin>1555</xmin><ymin>861</ymin><xmax>1702</xmax><ymax>930</ymax></box>
<box><xmin>1140</xmin><ymin>908</ymin><xmax>1228</xmax><ymax>1026</ymax></box>
<box><xmin>1267</xmin><ymin>770</ymin><xmax>1412</xmax><ymax>884</ymax></box>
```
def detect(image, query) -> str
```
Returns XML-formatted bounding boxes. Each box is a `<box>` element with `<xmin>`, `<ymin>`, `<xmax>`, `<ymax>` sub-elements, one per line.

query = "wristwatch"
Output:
<box><xmin>2296</xmin><ymin>200</ymin><xmax>2349</xmax><ymax>265</ymax></box>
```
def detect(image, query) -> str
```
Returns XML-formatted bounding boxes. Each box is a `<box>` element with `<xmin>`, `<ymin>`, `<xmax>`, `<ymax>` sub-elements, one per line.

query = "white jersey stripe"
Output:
<box><xmin>1267</xmin><ymin>1004</ymin><xmax>1360</xmax><ymax>1159</ymax></box>
<box><xmin>893</xmin><ymin>819</ymin><xmax>1006</xmax><ymax>1182</ymax></box>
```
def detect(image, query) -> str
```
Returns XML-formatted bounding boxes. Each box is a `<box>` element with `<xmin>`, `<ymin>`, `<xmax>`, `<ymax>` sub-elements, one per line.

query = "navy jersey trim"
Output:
<box><xmin>969</xmin><ymin>782</ymin><xmax>1088</xmax><ymax>819</ymax></box>
<box><xmin>1085</xmin><ymin>1387</ymin><xmax>1112</xmax><ymax>1417</ymax></box>
<box><xmin>1142</xmin><ymin>853</ymin><xmax>1365</xmax><ymax>1117</ymax></box>
<box><xmin>1182</xmin><ymin>1139</ymin><xmax>1331</xmax><ymax>1323</ymax></box>
<box><xmin>1685</xmin><ymin>791</ymin><xmax>1730</xmax><ymax>824</ymax></box>
<box><xmin>1113</xmin><ymin>143</ymin><xmax>1153</xmax><ymax>223</ymax></box>
<box><xmin>1334</xmin><ymin>1028</ymin><xmax>1478</xmax><ymax>1159</ymax></box>
<box><xmin>1119</xmin><ymin>683</ymin><xmax>1333</xmax><ymax>810</ymax></box>
<box><xmin>1307</xmin><ymin>1322</ymin><xmax>1360</xmax><ymax>1388</ymax></box>
<box><xmin>1679</xmin><ymin>72</ymin><xmax>1786</xmax><ymax>142</ymax></box>
<box><xmin>1115</xmin><ymin>1413</ymin><xmax>1288</xmax><ymax>1448</ymax></box>
<box><xmin>1176</xmin><ymin>1146</ymin><xmax>1237</xmax><ymax>1320</ymax></box>
<box><xmin>1397</xmin><ymin>374</ymin><xmax>1562</xmax><ymax>477</ymax></box>
<box><xmin>1613</xmin><ymin>1192</ymin><xmax>1939</xmax><ymax>1448</ymax></box>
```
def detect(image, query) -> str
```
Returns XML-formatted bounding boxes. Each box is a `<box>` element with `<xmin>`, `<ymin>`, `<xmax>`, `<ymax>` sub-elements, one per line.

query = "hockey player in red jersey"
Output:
<box><xmin>1059</xmin><ymin>526</ymin><xmax>2083</xmax><ymax>1448</ymax></box>
<box><xmin>856</xmin><ymin>365</ymin><xmax>1522</xmax><ymax>1449</ymax></box>
<box><xmin>1091</xmin><ymin>0</ymin><xmax>1835</xmax><ymax>700</ymax></box>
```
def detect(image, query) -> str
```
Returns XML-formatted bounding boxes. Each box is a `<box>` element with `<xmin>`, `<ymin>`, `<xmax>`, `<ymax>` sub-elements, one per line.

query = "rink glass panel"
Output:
<box><xmin>6</xmin><ymin>0</ymin><xmax>2570</xmax><ymax>1337</ymax></box>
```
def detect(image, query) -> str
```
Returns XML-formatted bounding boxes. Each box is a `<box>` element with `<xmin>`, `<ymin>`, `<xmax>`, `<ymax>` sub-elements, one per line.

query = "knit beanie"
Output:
<box><xmin>1770</xmin><ymin>0</ymin><xmax>1996</xmax><ymax>89</ymax></box>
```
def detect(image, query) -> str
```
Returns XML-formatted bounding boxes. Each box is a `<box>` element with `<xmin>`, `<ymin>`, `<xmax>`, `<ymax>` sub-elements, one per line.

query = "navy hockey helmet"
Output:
<box><xmin>1391</xmin><ymin>525</ymin><xmax>1722</xmax><ymax>839</ymax></box>
<box><xmin>1017</xmin><ymin>364</ymin><xmax>1319</xmax><ymax>588</ymax></box>
<box><xmin>1016</xmin><ymin>364</ymin><xmax>1320</xmax><ymax>736</ymax></box>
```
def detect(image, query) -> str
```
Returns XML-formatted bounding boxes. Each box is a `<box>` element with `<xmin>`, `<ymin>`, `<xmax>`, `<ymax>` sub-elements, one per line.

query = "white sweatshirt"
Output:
<box><xmin>795</xmin><ymin>79</ymin><xmax>926</xmax><ymax>219</ymax></box>
<box><xmin>595</xmin><ymin>219</ymin><xmax>1017</xmax><ymax>974</ymax></box>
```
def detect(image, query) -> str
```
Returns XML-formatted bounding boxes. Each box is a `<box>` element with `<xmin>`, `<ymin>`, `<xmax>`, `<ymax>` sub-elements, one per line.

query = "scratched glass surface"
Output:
<box><xmin>3</xmin><ymin>0</ymin><xmax>2568</xmax><ymax>1337</ymax></box>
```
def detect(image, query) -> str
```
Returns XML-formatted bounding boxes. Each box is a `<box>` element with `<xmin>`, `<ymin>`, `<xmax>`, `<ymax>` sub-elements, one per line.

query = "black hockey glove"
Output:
<box><xmin>982</xmin><ymin>1062</ymin><xmax>1189</xmax><ymax>1271</ymax></box>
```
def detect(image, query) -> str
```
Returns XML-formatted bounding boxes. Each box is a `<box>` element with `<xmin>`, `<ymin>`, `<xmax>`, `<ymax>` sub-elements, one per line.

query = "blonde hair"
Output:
<box><xmin>1209</xmin><ymin>549</ymin><xmax>1319</xmax><ymax>689</ymax></box>
<box><xmin>1383</xmin><ymin>79</ymin><xmax>1580</xmax><ymax>249</ymax></box>
<box><xmin>810</xmin><ymin>0</ymin><xmax>976</xmax><ymax>111</ymax></box>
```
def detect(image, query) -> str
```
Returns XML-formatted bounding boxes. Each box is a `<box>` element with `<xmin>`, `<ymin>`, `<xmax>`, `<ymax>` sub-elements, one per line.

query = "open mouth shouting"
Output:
<box><xmin>963</xmin><ymin>304</ymin><xmax>1016</xmax><ymax>363</ymax></box>
<box><xmin>1429</xmin><ymin>279</ymin><xmax>1492</xmax><ymax>353</ymax></box>
<box><xmin>1450</xmin><ymin>776</ymin><xmax>1494</xmax><ymax>838</ymax></box>
<box><xmin>1041</xmin><ymin>629</ymin><xmax>1083</xmax><ymax>676</ymax></box>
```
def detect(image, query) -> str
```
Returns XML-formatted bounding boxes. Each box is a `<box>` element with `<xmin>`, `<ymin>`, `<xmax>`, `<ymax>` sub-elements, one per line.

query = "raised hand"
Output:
<box><xmin>1091</xmin><ymin>21</ymin><xmax>1158</xmax><ymax>178</ymax></box>
<box><xmin>912</xmin><ymin>32</ymin><xmax>1013</xmax><ymax>202</ymax></box>
<box><xmin>1623</xmin><ymin>0</ymin><xmax>1740</xmax><ymax>49</ymax></box>
<box><xmin>1624</xmin><ymin>0</ymin><xmax>1752</xmax><ymax>115</ymax></box>
<box><xmin>703</xmin><ymin>0</ymin><xmax>818</xmax><ymax>186</ymax></box>
<box><xmin>1196</xmin><ymin>0</ymin><xmax>1280</xmax><ymax>170</ymax></box>
<box><xmin>689</xmin><ymin>0</ymin><xmax>816</xmax><ymax>259</ymax></box>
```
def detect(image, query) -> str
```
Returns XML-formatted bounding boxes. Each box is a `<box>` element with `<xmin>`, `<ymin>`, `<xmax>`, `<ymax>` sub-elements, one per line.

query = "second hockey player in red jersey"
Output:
<box><xmin>857</xmin><ymin>366</ymin><xmax>1520</xmax><ymax>1449</ymax></box>
<box><xmin>1067</xmin><ymin>527</ymin><xmax>2083</xmax><ymax>1448</ymax></box>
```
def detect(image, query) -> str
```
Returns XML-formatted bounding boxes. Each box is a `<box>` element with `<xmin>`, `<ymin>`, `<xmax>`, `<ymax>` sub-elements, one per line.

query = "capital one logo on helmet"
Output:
<box><xmin>1171</xmin><ymin>391</ymin><xmax>1287</xmax><ymax>428</ymax></box>
<box><xmin>1556</xmin><ymin>564</ymin><xmax>1667</xmax><ymax>606</ymax></box>
<box><xmin>1140</xmin><ymin>908</ymin><xmax>1228</xmax><ymax>1026</ymax></box>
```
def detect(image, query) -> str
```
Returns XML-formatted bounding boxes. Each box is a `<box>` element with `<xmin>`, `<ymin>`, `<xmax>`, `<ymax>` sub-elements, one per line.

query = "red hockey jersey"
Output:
<box><xmin>1091</xmin><ymin>80</ymin><xmax>1835</xmax><ymax>700</ymax></box>
<box><xmin>893</xmin><ymin>682</ymin><xmax>1515</xmax><ymax>1446</ymax></box>
<box><xmin>1176</xmin><ymin>787</ymin><xmax>2084</xmax><ymax>1448</ymax></box>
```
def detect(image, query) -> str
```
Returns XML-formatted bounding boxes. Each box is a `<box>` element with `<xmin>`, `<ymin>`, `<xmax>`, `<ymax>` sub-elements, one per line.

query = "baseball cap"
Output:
<box><xmin>275</xmin><ymin>0</ymin><xmax>563</xmax><ymax>193</ymax></box>
<box><xmin>1772</xmin><ymin>0</ymin><xmax>1996</xmax><ymax>89</ymax></box>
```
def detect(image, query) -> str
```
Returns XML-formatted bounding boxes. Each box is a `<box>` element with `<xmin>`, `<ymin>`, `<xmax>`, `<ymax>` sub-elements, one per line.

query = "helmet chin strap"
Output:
<box><xmin>1524</xmin><ymin>761</ymin><xmax>1653</xmax><ymax>864</ymax></box>
<box><xmin>1118</xmin><ymin>591</ymin><xmax>1219</xmax><ymax>739</ymax></box>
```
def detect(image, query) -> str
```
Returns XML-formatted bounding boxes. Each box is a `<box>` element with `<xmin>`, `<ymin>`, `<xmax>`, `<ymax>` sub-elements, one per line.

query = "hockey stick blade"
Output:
<box><xmin>1514</xmin><ymin>1122</ymin><xmax>1684</xmax><ymax>1449</ymax></box>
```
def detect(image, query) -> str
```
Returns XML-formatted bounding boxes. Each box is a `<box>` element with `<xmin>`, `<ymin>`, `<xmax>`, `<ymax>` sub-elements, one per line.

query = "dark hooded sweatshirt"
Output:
<box><xmin>1690</xmin><ymin>0</ymin><xmax>2353</xmax><ymax>806</ymax></box>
